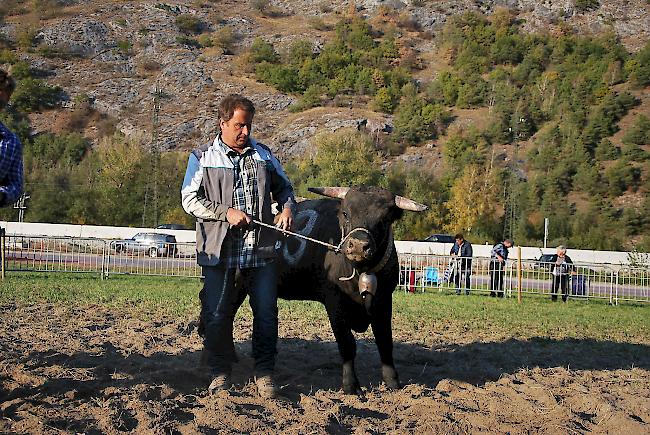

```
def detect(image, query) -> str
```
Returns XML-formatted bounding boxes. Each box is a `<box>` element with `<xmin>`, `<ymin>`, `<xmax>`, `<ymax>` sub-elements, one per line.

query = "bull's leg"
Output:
<box><xmin>371</xmin><ymin>302</ymin><xmax>400</xmax><ymax>390</ymax></box>
<box><xmin>324</xmin><ymin>297</ymin><xmax>361</xmax><ymax>394</ymax></box>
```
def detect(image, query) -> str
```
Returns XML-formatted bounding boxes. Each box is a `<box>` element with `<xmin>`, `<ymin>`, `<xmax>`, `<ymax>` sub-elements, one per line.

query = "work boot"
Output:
<box><xmin>208</xmin><ymin>372</ymin><xmax>232</xmax><ymax>395</ymax></box>
<box><xmin>255</xmin><ymin>374</ymin><xmax>278</xmax><ymax>399</ymax></box>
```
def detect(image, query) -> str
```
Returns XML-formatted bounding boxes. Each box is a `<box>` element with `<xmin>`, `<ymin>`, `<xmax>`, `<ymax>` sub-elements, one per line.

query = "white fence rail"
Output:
<box><xmin>398</xmin><ymin>254</ymin><xmax>646</xmax><ymax>304</ymax></box>
<box><xmin>2</xmin><ymin>233</ymin><xmax>649</xmax><ymax>304</ymax></box>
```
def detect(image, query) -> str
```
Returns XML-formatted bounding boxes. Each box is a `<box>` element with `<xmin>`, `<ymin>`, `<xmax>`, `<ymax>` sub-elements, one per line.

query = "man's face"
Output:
<box><xmin>455</xmin><ymin>238</ymin><xmax>463</xmax><ymax>245</ymax></box>
<box><xmin>505</xmin><ymin>241</ymin><xmax>513</xmax><ymax>248</ymax></box>
<box><xmin>220</xmin><ymin>108</ymin><xmax>253</xmax><ymax>150</ymax></box>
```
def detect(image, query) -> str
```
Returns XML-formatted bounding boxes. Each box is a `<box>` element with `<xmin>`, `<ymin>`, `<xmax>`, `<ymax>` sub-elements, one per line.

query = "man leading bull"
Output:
<box><xmin>181</xmin><ymin>94</ymin><xmax>295</xmax><ymax>399</ymax></box>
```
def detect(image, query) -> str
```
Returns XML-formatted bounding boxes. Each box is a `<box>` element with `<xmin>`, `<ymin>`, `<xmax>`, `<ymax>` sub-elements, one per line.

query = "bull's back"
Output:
<box><xmin>276</xmin><ymin>199</ymin><xmax>343</xmax><ymax>301</ymax></box>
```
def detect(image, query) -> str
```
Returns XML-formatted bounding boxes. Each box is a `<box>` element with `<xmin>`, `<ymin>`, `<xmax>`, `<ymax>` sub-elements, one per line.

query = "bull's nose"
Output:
<box><xmin>346</xmin><ymin>238</ymin><xmax>373</xmax><ymax>259</ymax></box>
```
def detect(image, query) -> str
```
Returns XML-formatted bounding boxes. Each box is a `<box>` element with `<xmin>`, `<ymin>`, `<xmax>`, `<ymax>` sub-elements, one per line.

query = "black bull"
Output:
<box><xmin>200</xmin><ymin>186</ymin><xmax>427</xmax><ymax>394</ymax></box>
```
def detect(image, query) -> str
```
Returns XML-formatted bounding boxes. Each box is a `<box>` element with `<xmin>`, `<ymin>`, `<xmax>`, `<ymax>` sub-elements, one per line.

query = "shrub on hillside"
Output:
<box><xmin>175</xmin><ymin>14</ymin><xmax>203</xmax><ymax>34</ymax></box>
<box><xmin>625</xmin><ymin>42</ymin><xmax>650</xmax><ymax>88</ymax></box>
<box><xmin>11</xmin><ymin>78</ymin><xmax>61</xmax><ymax>112</ymax></box>
<box><xmin>392</xmin><ymin>83</ymin><xmax>451</xmax><ymax>145</ymax></box>
<box><xmin>213</xmin><ymin>26</ymin><xmax>236</xmax><ymax>53</ymax></box>
<box><xmin>30</xmin><ymin>132</ymin><xmax>89</xmax><ymax>167</ymax></box>
<box><xmin>622</xmin><ymin>114</ymin><xmax>650</xmax><ymax>146</ymax></box>
<box><xmin>255</xmin><ymin>63</ymin><xmax>301</xmax><ymax>93</ymax></box>
<box><xmin>285</xmin><ymin>129</ymin><xmax>383</xmax><ymax>196</ymax></box>
<box><xmin>247</xmin><ymin>37</ymin><xmax>279</xmax><ymax>64</ymax></box>
<box><xmin>594</xmin><ymin>138</ymin><xmax>620</xmax><ymax>160</ymax></box>
<box><xmin>574</xmin><ymin>0</ymin><xmax>600</xmax><ymax>12</ymax></box>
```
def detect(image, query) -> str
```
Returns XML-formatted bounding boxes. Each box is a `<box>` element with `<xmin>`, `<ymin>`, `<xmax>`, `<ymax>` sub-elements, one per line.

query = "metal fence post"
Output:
<box><xmin>101</xmin><ymin>240</ymin><xmax>108</xmax><ymax>280</ymax></box>
<box><xmin>516</xmin><ymin>247</ymin><xmax>522</xmax><ymax>303</ymax></box>
<box><xmin>1</xmin><ymin>227</ymin><xmax>5</xmax><ymax>280</ymax></box>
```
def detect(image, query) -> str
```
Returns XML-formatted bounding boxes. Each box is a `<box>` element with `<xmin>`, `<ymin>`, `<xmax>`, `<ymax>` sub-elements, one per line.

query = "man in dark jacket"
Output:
<box><xmin>450</xmin><ymin>233</ymin><xmax>473</xmax><ymax>294</ymax></box>
<box><xmin>549</xmin><ymin>245</ymin><xmax>575</xmax><ymax>302</ymax></box>
<box><xmin>489</xmin><ymin>239</ymin><xmax>513</xmax><ymax>297</ymax></box>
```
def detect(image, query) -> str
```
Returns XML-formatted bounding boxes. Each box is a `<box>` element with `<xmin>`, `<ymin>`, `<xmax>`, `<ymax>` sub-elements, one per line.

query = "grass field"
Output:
<box><xmin>2</xmin><ymin>273</ymin><xmax>648</xmax><ymax>344</ymax></box>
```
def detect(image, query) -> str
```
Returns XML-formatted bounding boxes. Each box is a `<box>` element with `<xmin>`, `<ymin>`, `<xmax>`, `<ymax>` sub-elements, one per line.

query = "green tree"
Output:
<box><xmin>594</xmin><ymin>138</ymin><xmax>620</xmax><ymax>160</ymax></box>
<box><xmin>287</xmin><ymin>129</ymin><xmax>383</xmax><ymax>196</ymax></box>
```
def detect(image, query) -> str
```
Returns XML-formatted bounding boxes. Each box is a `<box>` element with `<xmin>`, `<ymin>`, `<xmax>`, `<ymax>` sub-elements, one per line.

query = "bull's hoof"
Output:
<box><xmin>382</xmin><ymin>365</ymin><xmax>401</xmax><ymax>390</ymax></box>
<box><xmin>342</xmin><ymin>361</ymin><xmax>362</xmax><ymax>395</ymax></box>
<box><xmin>343</xmin><ymin>380</ymin><xmax>362</xmax><ymax>395</ymax></box>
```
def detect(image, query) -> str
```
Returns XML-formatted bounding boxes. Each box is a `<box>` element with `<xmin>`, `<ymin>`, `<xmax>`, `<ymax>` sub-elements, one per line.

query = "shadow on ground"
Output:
<box><xmin>3</xmin><ymin>336</ymin><xmax>649</xmax><ymax>403</ymax></box>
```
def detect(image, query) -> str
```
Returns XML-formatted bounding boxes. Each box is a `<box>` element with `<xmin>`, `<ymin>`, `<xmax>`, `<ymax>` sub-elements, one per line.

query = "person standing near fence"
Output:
<box><xmin>450</xmin><ymin>233</ymin><xmax>473</xmax><ymax>295</ymax></box>
<box><xmin>181</xmin><ymin>94</ymin><xmax>295</xmax><ymax>399</ymax></box>
<box><xmin>489</xmin><ymin>239</ymin><xmax>512</xmax><ymax>297</ymax></box>
<box><xmin>549</xmin><ymin>245</ymin><xmax>575</xmax><ymax>302</ymax></box>
<box><xmin>0</xmin><ymin>69</ymin><xmax>22</xmax><ymax>209</ymax></box>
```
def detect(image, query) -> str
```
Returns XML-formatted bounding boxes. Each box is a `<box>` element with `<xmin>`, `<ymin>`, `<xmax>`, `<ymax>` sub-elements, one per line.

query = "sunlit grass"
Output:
<box><xmin>1</xmin><ymin>273</ymin><xmax>648</xmax><ymax>344</ymax></box>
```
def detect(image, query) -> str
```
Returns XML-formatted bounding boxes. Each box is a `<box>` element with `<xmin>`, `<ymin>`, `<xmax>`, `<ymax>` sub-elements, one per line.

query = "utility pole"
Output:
<box><xmin>13</xmin><ymin>192</ymin><xmax>30</xmax><ymax>222</ymax></box>
<box><xmin>150</xmin><ymin>85</ymin><xmax>162</xmax><ymax>228</ymax></box>
<box><xmin>502</xmin><ymin>116</ymin><xmax>525</xmax><ymax>241</ymax></box>
<box><xmin>543</xmin><ymin>217</ymin><xmax>549</xmax><ymax>248</ymax></box>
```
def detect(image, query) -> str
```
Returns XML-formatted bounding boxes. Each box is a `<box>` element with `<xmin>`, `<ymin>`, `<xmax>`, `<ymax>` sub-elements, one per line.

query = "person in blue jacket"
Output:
<box><xmin>489</xmin><ymin>239</ymin><xmax>513</xmax><ymax>297</ymax></box>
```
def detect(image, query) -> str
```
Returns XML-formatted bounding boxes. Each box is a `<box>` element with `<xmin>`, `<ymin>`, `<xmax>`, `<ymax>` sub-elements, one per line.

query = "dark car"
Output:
<box><xmin>420</xmin><ymin>234</ymin><xmax>456</xmax><ymax>243</ymax></box>
<box><xmin>111</xmin><ymin>233</ymin><xmax>177</xmax><ymax>257</ymax></box>
<box><xmin>156</xmin><ymin>223</ymin><xmax>187</xmax><ymax>230</ymax></box>
<box><xmin>535</xmin><ymin>254</ymin><xmax>555</xmax><ymax>270</ymax></box>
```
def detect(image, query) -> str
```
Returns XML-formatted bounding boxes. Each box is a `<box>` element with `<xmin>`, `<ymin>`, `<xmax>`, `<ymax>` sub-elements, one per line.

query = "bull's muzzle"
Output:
<box><xmin>344</xmin><ymin>236</ymin><xmax>374</xmax><ymax>263</ymax></box>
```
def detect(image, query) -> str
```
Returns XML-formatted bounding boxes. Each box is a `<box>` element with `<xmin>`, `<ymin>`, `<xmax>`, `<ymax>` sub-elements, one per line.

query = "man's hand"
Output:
<box><xmin>276</xmin><ymin>207</ymin><xmax>293</xmax><ymax>231</ymax></box>
<box><xmin>226</xmin><ymin>208</ymin><xmax>251</xmax><ymax>227</ymax></box>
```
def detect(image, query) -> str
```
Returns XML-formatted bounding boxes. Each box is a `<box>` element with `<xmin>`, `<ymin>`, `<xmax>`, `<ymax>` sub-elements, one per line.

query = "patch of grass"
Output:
<box><xmin>1</xmin><ymin>274</ymin><xmax>648</xmax><ymax>344</ymax></box>
<box><xmin>393</xmin><ymin>290</ymin><xmax>650</xmax><ymax>344</ymax></box>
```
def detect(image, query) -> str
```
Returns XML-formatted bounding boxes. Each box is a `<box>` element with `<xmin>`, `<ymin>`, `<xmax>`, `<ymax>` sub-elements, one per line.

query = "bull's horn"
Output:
<box><xmin>308</xmin><ymin>187</ymin><xmax>350</xmax><ymax>199</ymax></box>
<box><xmin>395</xmin><ymin>195</ymin><xmax>428</xmax><ymax>212</ymax></box>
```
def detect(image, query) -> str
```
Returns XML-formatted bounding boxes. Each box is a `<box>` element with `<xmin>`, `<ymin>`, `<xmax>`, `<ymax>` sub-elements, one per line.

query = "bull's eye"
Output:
<box><xmin>342</xmin><ymin>211</ymin><xmax>348</xmax><ymax>220</ymax></box>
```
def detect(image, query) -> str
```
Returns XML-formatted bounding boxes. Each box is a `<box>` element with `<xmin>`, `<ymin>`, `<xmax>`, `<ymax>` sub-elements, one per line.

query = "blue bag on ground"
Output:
<box><xmin>572</xmin><ymin>275</ymin><xmax>588</xmax><ymax>296</ymax></box>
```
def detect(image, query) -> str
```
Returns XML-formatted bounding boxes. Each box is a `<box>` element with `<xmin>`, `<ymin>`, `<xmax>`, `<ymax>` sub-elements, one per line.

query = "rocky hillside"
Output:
<box><xmin>1</xmin><ymin>0</ymin><xmax>648</xmax><ymax>162</ymax></box>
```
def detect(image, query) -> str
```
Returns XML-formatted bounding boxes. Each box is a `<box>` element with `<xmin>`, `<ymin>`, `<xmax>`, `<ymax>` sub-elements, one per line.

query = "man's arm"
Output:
<box><xmin>267</xmin><ymin>152</ymin><xmax>295</xmax><ymax>230</ymax></box>
<box><xmin>0</xmin><ymin>136</ymin><xmax>23</xmax><ymax>207</ymax></box>
<box><xmin>180</xmin><ymin>153</ymin><xmax>229</xmax><ymax>221</ymax></box>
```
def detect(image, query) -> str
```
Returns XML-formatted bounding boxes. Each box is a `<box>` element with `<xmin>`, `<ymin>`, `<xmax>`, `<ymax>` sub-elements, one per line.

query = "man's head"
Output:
<box><xmin>218</xmin><ymin>94</ymin><xmax>256</xmax><ymax>151</ymax></box>
<box><xmin>0</xmin><ymin>69</ymin><xmax>16</xmax><ymax>110</ymax></box>
<box><xmin>556</xmin><ymin>245</ymin><xmax>567</xmax><ymax>256</ymax></box>
<box><xmin>454</xmin><ymin>233</ymin><xmax>464</xmax><ymax>244</ymax></box>
<box><xmin>504</xmin><ymin>239</ymin><xmax>513</xmax><ymax>248</ymax></box>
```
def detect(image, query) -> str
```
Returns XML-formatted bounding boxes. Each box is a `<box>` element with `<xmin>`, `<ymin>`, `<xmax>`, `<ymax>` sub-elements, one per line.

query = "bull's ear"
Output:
<box><xmin>395</xmin><ymin>195</ymin><xmax>428</xmax><ymax>212</ymax></box>
<box><xmin>308</xmin><ymin>187</ymin><xmax>350</xmax><ymax>199</ymax></box>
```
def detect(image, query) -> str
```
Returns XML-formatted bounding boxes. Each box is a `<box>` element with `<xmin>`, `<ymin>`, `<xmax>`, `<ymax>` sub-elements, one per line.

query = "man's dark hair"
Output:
<box><xmin>454</xmin><ymin>233</ymin><xmax>464</xmax><ymax>241</ymax></box>
<box><xmin>0</xmin><ymin>69</ymin><xmax>16</xmax><ymax>96</ymax></box>
<box><xmin>218</xmin><ymin>94</ymin><xmax>255</xmax><ymax>122</ymax></box>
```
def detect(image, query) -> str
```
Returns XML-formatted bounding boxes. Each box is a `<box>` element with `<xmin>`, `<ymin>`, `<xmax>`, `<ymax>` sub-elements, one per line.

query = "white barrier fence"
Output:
<box><xmin>397</xmin><ymin>254</ymin><xmax>634</xmax><ymax>303</ymax></box>
<box><xmin>1</xmin><ymin>234</ymin><xmax>649</xmax><ymax>304</ymax></box>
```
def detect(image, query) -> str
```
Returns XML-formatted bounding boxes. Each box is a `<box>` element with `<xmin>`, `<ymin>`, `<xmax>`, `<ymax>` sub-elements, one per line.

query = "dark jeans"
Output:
<box><xmin>551</xmin><ymin>274</ymin><xmax>569</xmax><ymax>302</ymax></box>
<box><xmin>489</xmin><ymin>261</ymin><xmax>505</xmax><ymax>297</ymax></box>
<box><xmin>453</xmin><ymin>269</ymin><xmax>471</xmax><ymax>294</ymax></box>
<box><xmin>201</xmin><ymin>261</ymin><xmax>278</xmax><ymax>374</ymax></box>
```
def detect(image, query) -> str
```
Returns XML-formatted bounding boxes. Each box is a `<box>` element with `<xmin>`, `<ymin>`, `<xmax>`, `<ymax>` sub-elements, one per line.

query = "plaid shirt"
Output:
<box><xmin>220</xmin><ymin>141</ymin><xmax>268</xmax><ymax>269</ymax></box>
<box><xmin>0</xmin><ymin>121</ymin><xmax>23</xmax><ymax>207</ymax></box>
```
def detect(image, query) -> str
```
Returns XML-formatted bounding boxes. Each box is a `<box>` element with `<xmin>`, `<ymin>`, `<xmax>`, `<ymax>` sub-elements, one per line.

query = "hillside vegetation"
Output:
<box><xmin>0</xmin><ymin>1</ymin><xmax>648</xmax><ymax>250</ymax></box>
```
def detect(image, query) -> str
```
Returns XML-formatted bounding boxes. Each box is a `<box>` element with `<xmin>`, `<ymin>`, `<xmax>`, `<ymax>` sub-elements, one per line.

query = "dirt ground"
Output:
<box><xmin>1</xmin><ymin>302</ymin><xmax>649</xmax><ymax>434</ymax></box>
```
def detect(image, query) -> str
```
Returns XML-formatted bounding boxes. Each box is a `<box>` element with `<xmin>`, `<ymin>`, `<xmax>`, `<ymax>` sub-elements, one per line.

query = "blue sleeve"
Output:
<box><xmin>0</xmin><ymin>134</ymin><xmax>23</xmax><ymax>206</ymax></box>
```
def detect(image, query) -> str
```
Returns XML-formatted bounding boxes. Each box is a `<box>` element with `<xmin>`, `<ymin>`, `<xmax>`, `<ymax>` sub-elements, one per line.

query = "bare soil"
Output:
<box><xmin>1</xmin><ymin>302</ymin><xmax>649</xmax><ymax>434</ymax></box>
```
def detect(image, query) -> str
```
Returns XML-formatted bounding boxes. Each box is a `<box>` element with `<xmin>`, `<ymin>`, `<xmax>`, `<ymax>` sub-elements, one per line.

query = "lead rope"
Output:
<box><xmin>252</xmin><ymin>219</ymin><xmax>391</xmax><ymax>282</ymax></box>
<box><xmin>251</xmin><ymin>219</ymin><xmax>366</xmax><ymax>254</ymax></box>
